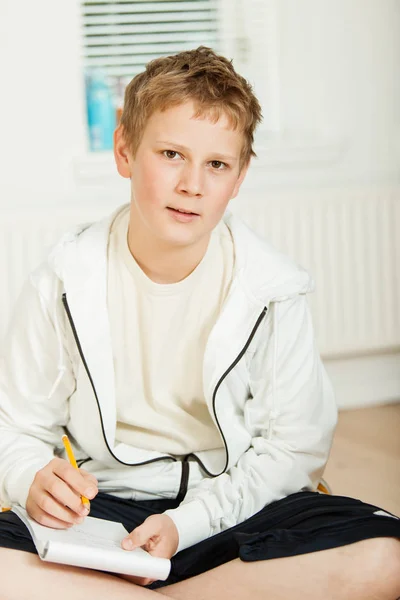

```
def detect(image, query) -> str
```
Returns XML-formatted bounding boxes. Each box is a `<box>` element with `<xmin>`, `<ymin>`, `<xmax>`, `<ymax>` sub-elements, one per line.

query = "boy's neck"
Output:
<box><xmin>127</xmin><ymin>217</ymin><xmax>211</xmax><ymax>285</ymax></box>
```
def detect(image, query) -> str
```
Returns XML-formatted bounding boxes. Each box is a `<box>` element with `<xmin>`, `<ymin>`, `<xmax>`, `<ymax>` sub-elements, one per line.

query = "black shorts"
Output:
<box><xmin>1</xmin><ymin>491</ymin><xmax>399</xmax><ymax>590</ymax></box>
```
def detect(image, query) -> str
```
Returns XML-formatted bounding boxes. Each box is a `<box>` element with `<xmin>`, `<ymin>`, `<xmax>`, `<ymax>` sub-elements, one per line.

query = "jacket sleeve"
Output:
<box><xmin>0</xmin><ymin>271</ymin><xmax>75</xmax><ymax>507</ymax></box>
<box><xmin>164</xmin><ymin>295</ymin><xmax>338</xmax><ymax>553</ymax></box>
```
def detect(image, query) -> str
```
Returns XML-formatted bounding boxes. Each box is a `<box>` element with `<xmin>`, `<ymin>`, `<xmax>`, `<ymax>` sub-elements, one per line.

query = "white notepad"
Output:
<box><xmin>12</xmin><ymin>506</ymin><xmax>171</xmax><ymax>581</ymax></box>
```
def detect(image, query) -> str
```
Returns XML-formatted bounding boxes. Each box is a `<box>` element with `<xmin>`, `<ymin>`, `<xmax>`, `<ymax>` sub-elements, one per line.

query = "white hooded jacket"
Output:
<box><xmin>0</xmin><ymin>206</ymin><xmax>337</xmax><ymax>553</ymax></box>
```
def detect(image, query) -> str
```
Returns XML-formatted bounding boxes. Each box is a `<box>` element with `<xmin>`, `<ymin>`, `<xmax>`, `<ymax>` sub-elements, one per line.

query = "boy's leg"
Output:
<box><xmin>0</xmin><ymin>547</ymin><xmax>176</xmax><ymax>600</ymax></box>
<box><xmin>159</xmin><ymin>537</ymin><xmax>400</xmax><ymax>600</ymax></box>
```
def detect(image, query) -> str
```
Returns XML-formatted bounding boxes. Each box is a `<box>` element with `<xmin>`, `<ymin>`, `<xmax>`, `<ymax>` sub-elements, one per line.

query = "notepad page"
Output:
<box><xmin>13</xmin><ymin>506</ymin><xmax>129</xmax><ymax>548</ymax></box>
<box><xmin>12</xmin><ymin>506</ymin><xmax>171</xmax><ymax>580</ymax></box>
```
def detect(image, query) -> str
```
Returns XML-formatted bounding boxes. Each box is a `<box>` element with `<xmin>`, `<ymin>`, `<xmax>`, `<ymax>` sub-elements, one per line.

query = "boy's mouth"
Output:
<box><xmin>166</xmin><ymin>206</ymin><xmax>200</xmax><ymax>222</ymax></box>
<box><xmin>167</xmin><ymin>207</ymin><xmax>199</xmax><ymax>216</ymax></box>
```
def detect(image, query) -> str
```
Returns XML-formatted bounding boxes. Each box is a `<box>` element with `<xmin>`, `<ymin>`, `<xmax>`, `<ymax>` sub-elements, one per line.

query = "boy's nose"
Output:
<box><xmin>177</xmin><ymin>164</ymin><xmax>204</xmax><ymax>197</ymax></box>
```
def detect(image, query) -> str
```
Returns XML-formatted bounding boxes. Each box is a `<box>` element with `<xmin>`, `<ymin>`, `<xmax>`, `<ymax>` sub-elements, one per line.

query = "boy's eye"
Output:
<box><xmin>210</xmin><ymin>160</ymin><xmax>226</xmax><ymax>170</ymax></box>
<box><xmin>163</xmin><ymin>150</ymin><xmax>180</xmax><ymax>159</ymax></box>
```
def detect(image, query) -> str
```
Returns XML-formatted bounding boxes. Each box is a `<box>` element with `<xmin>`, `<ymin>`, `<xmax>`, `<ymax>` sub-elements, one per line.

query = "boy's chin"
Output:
<box><xmin>159</xmin><ymin>223</ymin><xmax>210</xmax><ymax>248</ymax></box>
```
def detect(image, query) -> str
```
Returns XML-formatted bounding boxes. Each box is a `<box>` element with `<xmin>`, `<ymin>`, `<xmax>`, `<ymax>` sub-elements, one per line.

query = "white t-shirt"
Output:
<box><xmin>107</xmin><ymin>207</ymin><xmax>235</xmax><ymax>456</ymax></box>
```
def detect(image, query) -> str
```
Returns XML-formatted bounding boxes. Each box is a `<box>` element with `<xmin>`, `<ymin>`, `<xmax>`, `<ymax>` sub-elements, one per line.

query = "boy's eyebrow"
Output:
<box><xmin>155</xmin><ymin>140</ymin><xmax>238</xmax><ymax>162</ymax></box>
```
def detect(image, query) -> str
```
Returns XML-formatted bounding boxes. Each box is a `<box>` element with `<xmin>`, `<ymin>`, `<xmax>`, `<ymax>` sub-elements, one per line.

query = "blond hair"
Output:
<box><xmin>120</xmin><ymin>46</ymin><xmax>262</xmax><ymax>169</ymax></box>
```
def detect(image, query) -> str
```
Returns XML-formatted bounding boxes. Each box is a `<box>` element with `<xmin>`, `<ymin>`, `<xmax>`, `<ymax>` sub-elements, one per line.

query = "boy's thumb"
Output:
<box><xmin>122</xmin><ymin>522</ymin><xmax>152</xmax><ymax>550</ymax></box>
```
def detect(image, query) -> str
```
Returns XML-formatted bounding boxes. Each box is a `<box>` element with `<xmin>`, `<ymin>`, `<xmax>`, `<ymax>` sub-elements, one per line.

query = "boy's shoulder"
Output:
<box><xmin>51</xmin><ymin>205</ymin><xmax>124</xmax><ymax>268</ymax></box>
<box><xmin>30</xmin><ymin>205</ymin><xmax>125</xmax><ymax>297</ymax></box>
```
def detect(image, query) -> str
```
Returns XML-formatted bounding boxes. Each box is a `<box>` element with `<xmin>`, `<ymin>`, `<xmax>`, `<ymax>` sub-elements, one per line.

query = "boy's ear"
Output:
<box><xmin>231</xmin><ymin>160</ymin><xmax>250</xmax><ymax>199</ymax></box>
<box><xmin>114</xmin><ymin>125</ymin><xmax>131</xmax><ymax>178</ymax></box>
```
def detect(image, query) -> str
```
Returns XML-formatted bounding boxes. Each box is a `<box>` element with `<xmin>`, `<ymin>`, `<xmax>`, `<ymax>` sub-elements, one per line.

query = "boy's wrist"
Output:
<box><xmin>164</xmin><ymin>499</ymin><xmax>212</xmax><ymax>553</ymax></box>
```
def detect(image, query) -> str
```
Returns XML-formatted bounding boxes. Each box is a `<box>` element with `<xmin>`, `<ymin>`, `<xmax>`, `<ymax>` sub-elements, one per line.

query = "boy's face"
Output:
<box><xmin>115</xmin><ymin>101</ymin><xmax>249</xmax><ymax>249</ymax></box>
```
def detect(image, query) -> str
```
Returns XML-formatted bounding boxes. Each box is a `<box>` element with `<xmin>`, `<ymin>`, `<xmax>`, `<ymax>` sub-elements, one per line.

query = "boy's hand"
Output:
<box><xmin>26</xmin><ymin>457</ymin><xmax>98</xmax><ymax>528</ymax></box>
<box><xmin>120</xmin><ymin>514</ymin><xmax>178</xmax><ymax>587</ymax></box>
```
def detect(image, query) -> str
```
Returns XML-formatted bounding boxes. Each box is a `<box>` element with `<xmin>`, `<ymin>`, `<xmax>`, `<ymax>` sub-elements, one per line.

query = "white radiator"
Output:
<box><xmin>0</xmin><ymin>188</ymin><xmax>399</xmax><ymax>359</ymax></box>
<box><xmin>232</xmin><ymin>186</ymin><xmax>400</xmax><ymax>357</ymax></box>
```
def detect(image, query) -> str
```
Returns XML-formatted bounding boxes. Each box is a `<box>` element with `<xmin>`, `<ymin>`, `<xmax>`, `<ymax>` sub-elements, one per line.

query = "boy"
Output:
<box><xmin>0</xmin><ymin>47</ymin><xmax>399</xmax><ymax>600</ymax></box>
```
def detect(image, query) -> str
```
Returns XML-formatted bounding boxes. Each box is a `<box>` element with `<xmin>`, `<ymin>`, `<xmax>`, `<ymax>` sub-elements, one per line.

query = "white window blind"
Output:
<box><xmin>81</xmin><ymin>0</ymin><xmax>220</xmax><ymax>79</ymax></box>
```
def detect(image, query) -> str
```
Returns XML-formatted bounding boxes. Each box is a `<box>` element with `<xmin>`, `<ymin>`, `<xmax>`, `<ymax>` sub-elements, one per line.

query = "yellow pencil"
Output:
<box><xmin>62</xmin><ymin>434</ymin><xmax>90</xmax><ymax>509</ymax></box>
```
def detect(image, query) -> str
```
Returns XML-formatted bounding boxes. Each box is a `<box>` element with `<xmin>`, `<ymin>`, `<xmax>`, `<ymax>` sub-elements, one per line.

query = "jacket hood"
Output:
<box><xmin>48</xmin><ymin>204</ymin><xmax>314</xmax><ymax>305</ymax></box>
<box><xmin>223</xmin><ymin>211</ymin><xmax>314</xmax><ymax>305</ymax></box>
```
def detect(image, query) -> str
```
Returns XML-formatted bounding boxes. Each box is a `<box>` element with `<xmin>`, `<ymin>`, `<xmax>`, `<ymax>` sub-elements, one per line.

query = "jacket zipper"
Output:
<box><xmin>176</xmin><ymin>456</ymin><xmax>190</xmax><ymax>503</ymax></box>
<box><xmin>62</xmin><ymin>293</ymin><xmax>176</xmax><ymax>469</ymax></box>
<box><xmin>62</xmin><ymin>293</ymin><xmax>267</xmax><ymax>497</ymax></box>
<box><xmin>193</xmin><ymin>306</ymin><xmax>268</xmax><ymax>476</ymax></box>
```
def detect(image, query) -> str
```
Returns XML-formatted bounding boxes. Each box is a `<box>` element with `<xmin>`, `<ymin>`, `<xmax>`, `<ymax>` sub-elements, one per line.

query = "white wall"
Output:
<box><xmin>0</xmin><ymin>0</ymin><xmax>128</xmax><ymax>210</ymax></box>
<box><xmin>0</xmin><ymin>1</ymin><xmax>85</xmax><ymax>204</ymax></box>
<box><xmin>268</xmin><ymin>0</ymin><xmax>400</xmax><ymax>188</ymax></box>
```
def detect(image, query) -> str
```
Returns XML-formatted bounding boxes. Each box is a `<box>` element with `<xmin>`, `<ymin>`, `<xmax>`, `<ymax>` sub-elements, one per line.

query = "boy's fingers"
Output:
<box><xmin>52</xmin><ymin>460</ymin><xmax>97</xmax><ymax>498</ymax></box>
<box><xmin>122</xmin><ymin>521</ymin><xmax>158</xmax><ymax>550</ymax></box>
<box><xmin>80</xmin><ymin>470</ymin><xmax>98</xmax><ymax>486</ymax></box>
<box><xmin>26</xmin><ymin>459</ymin><xmax>96</xmax><ymax>528</ymax></box>
<box><xmin>122</xmin><ymin>530</ymin><xmax>143</xmax><ymax>549</ymax></box>
<box><xmin>149</xmin><ymin>536</ymin><xmax>173</xmax><ymax>557</ymax></box>
<box><xmin>29</xmin><ymin>506</ymin><xmax>76</xmax><ymax>530</ymax></box>
<box><xmin>27</xmin><ymin>489</ymin><xmax>81</xmax><ymax>526</ymax></box>
<box><xmin>42</xmin><ymin>475</ymin><xmax>88</xmax><ymax>517</ymax></box>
